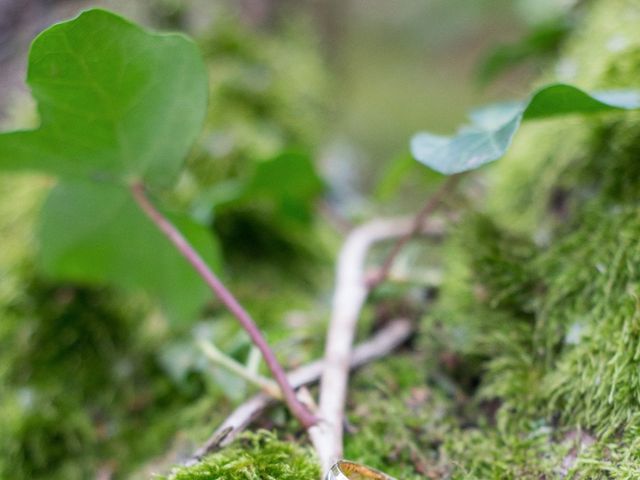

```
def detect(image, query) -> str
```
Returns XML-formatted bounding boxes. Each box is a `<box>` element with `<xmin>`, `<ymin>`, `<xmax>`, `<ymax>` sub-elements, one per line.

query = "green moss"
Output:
<box><xmin>570</xmin><ymin>424</ymin><xmax>640</xmax><ymax>479</ymax></box>
<box><xmin>0</xmin><ymin>274</ymin><xmax>222</xmax><ymax>479</ymax></box>
<box><xmin>344</xmin><ymin>351</ymin><xmax>569</xmax><ymax>480</ymax></box>
<box><xmin>344</xmin><ymin>354</ymin><xmax>448</xmax><ymax>479</ymax></box>
<box><xmin>408</xmin><ymin>1</ymin><xmax>640</xmax><ymax>477</ymax></box>
<box><xmin>163</xmin><ymin>431</ymin><xmax>320</xmax><ymax>480</ymax></box>
<box><xmin>486</xmin><ymin>0</ymin><xmax>640</xmax><ymax>236</ymax></box>
<box><xmin>417</xmin><ymin>199</ymin><xmax>640</xmax><ymax>478</ymax></box>
<box><xmin>445</xmin><ymin>423</ymin><xmax>572</xmax><ymax>480</ymax></box>
<box><xmin>536</xmin><ymin>207</ymin><xmax>640</xmax><ymax>437</ymax></box>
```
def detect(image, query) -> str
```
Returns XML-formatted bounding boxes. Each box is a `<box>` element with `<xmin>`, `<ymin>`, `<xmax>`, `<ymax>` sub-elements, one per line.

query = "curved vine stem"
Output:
<box><xmin>130</xmin><ymin>182</ymin><xmax>317</xmax><ymax>429</ymax></box>
<box><xmin>368</xmin><ymin>173</ymin><xmax>462</xmax><ymax>289</ymax></box>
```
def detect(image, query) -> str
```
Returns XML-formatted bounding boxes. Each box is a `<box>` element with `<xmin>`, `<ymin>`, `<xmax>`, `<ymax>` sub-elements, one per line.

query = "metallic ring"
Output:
<box><xmin>325</xmin><ymin>460</ymin><xmax>396</xmax><ymax>480</ymax></box>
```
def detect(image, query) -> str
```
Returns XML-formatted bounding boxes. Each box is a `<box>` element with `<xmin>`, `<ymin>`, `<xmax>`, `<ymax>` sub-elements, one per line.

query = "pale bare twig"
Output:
<box><xmin>309</xmin><ymin>215</ymin><xmax>446</xmax><ymax>473</ymax></box>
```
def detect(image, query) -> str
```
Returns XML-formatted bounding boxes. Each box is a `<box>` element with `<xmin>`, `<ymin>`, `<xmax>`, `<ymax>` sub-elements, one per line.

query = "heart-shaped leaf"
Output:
<box><xmin>0</xmin><ymin>9</ymin><xmax>217</xmax><ymax>321</ymax></box>
<box><xmin>411</xmin><ymin>83</ymin><xmax>640</xmax><ymax>175</ymax></box>
<box><xmin>0</xmin><ymin>9</ymin><xmax>207</xmax><ymax>186</ymax></box>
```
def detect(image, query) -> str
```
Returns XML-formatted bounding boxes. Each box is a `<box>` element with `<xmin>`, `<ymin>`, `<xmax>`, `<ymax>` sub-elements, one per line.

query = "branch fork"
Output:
<box><xmin>131</xmin><ymin>178</ymin><xmax>452</xmax><ymax>477</ymax></box>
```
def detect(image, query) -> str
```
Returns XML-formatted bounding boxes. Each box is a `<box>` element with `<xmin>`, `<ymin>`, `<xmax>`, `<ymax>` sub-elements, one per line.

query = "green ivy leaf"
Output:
<box><xmin>243</xmin><ymin>151</ymin><xmax>324</xmax><ymax>225</ymax></box>
<box><xmin>0</xmin><ymin>9</ymin><xmax>207</xmax><ymax>186</ymax></box>
<box><xmin>0</xmin><ymin>9</ymin><xmax>216</xmax><ymax>321</ymax></box>
<box><xmin>411</xmin><ymin>83</ymin><xmax>640</xmax><ymax>175</ymax></box>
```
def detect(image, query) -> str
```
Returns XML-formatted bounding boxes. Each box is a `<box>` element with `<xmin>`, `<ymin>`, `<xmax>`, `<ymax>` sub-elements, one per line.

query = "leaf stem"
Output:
<box><xmin>368</xmin><ymin>174</ymin><xmax>462</xmax><ymax>289</ymax></box>
<box><xmin>198</xmin><ymin>339</ymin><xmax>281</xmax><ymax>398</ymax></box>
<box><xmin>130</xmin><ymin>182</ymin><xmax>317</xmax><ymax>429</ymax></box>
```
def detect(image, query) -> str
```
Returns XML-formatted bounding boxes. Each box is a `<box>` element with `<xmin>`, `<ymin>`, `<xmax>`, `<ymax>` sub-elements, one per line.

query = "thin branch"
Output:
<box><xmin>186</xmin><ymin>319</ymin><xmax>413</xmax><ymax>465</ymax></box>
<box><xmin>130</xmin><ymin>182</ymin><xmax>317</xmax><ymax>429</ymax></box>
<box><xmin>309</xmin><ymin>215</ymin><xmax>446</xmax><ymax>473</ymax></box>
<box><xmin>368</xmin><ymin>174</ymin><xmax>462</xmax><ymax>289</ymax></box>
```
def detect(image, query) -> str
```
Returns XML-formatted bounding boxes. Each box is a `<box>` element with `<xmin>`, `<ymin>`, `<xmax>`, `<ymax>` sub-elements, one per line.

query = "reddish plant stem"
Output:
<box><xmin>130</xmin><ymin>182</ymin><xmax>317</xmax><ymax>429</ymax></box>
<box><xmin>369</xmin><ymin>174</ymin><xmax>462</xmax><ymax>289</ymax></box>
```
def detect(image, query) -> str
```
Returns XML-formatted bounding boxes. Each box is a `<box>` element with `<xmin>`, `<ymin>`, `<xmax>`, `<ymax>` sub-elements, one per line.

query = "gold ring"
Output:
<box><xmin>325</xmin><ymin>460</ymin><xmax>396</xmax><ymax>480</ymax></box>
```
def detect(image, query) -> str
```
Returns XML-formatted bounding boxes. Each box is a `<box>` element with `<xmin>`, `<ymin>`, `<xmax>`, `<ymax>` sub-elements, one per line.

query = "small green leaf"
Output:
<box><xmin>193</xmin><ymin>151</ymin><xmax>324</xmax><ymax>226</ymax></box>
<box><xmin>39</xmin><ymin>181</ymin><xmax>220</xmax><ymax>322</ymax></box>
<box><xmin>0</xmin><ymin>8</ymin><xmax>207</xmax><ymax>187</ymax></box>
<box><xmin>244</xmin><ymin>151</ymin><xmax>324</xmax><ymax>225</ymax></box>
<box><xmin>411</xmin><ymin>83</ymin><xmax>640</xmax><ymax>175</ymax></box>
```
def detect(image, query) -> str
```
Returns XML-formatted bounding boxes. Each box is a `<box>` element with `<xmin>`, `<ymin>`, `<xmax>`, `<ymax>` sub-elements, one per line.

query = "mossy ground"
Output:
<box><xmin>399</xmin><ymin>0</ymin><xmax>640</xmax><ymax>477</ymax></box>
